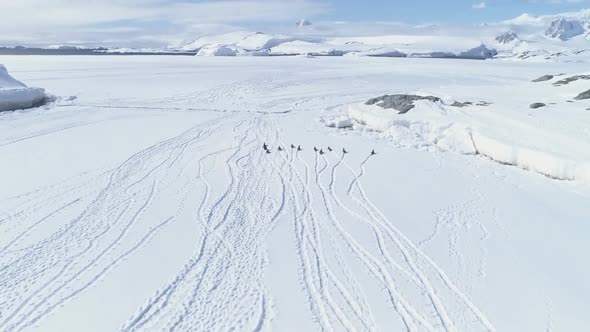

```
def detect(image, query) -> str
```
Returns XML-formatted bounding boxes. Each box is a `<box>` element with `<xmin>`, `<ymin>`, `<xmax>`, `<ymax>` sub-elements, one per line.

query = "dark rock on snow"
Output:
<box><xmin>574</xmin><ymin>89</ymin><xmax>590</xmax><ymax>100</ymax></box>
<box><xmin>366</xmin><ymin>94</ymin><xmax>442</xmax><ymax>114</ymax></box>
<box><xmin>450</xmin><ymin>101</ymin><xmax>471</xmax><ymax>108</ymax></box>
<box><xmin>532</xmin><ymin>75</ymin><xmax>554</xmax><ymax>82</ymax></box>
<box><xmin>553</xmin><ymin>75</ymin><xmax>590</xmax><ymax>86</ymax></box>
<box><xmin>476</xmin><ymin>101</ymin><xmax>493</xmax><ymax>106</ymax></box>
<box><xmin>530</xmin><ymin>103</ymin><xmax>546</xmax><ymax>109</ymax></box>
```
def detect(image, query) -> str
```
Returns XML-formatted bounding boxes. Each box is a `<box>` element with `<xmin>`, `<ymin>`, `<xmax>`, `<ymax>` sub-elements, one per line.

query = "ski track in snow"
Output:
<box><xmin>0</xmin><ymin>72</ymin><xmax>504</xmax><ymax>332</ymax></box>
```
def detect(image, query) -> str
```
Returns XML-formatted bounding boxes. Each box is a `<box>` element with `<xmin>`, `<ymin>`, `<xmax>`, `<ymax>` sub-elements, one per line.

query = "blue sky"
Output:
<box><xmin>318</xmin><ymin>0</ymin><xmax>587</xmax><ymax>23</ymax></box>
<box><xmin>0</xmin><ymin>0</ymin><xmax>587</xmax><ymax>46</ymax></box>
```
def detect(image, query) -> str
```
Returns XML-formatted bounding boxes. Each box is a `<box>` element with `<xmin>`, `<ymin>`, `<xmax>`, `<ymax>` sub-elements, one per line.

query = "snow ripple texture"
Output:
<box><xmin>0</xmin><ymin>114</ymin><xmax>494</xmax><ymax>332</ymax></box>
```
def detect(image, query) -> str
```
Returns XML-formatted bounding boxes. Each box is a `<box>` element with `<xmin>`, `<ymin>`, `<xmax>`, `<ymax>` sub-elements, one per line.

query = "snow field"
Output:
<box><xmin>0</xmin><ymin>55</ymin><xmax>588</xmax><ymax>331</ymax></box>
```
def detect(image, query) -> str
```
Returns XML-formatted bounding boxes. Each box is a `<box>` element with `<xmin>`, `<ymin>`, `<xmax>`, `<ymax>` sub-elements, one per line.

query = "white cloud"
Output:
<box><xmin>472</xmin><ymin>2</ymin><xmax>487</xmax><ymax>9</ymax></box>
<box><xmin>0</xmin><ymin>0</ymin><xmax>329</xmax><ymax>46</ymax></box>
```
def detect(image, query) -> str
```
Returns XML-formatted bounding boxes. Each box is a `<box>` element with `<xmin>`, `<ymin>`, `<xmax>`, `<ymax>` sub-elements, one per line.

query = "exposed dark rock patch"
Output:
<box><xmin>553</xmin><ymin>75</ymin><xmax>590</xmax><ymax>86</ymax></box>
<box><xmin>366</xmin><ymin>95</ymin><xmax>493</xmax><ymax>114</ymax></box>
<box><xmin>366</xmin><ymin>94</ymin><xmax>442</xmax><ymax>114</ymax></box>
<box><xmin>450</xmin><ymin>101</ymin><xmax>473</xmax><ymax>108</ymax></box>
<box><xmin>530</xmin><ymin>103</ymin><xmax>546</xmax><ymax>109</ymax></box>
<box><xmin>450</xmin><ymin>101</ymin><xmax>492</xmax><ymax>107</ymax></box>
<box><xmin>532</xmin><ymin>75</ymin><xmax>554</xmax><ymax>82</ymax></box>
<box><xmin>476</xmin><ymin>101</ymin><xmax>493</xmax><ymax>106</ymax></box>
<box><xmin>574</xmin><ymin>89</ymin><xmax>590</xmax><ymax>100</ymax></box>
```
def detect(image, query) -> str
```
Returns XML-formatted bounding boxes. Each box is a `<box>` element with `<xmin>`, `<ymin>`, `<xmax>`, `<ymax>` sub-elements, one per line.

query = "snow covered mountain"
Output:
<box><xmin>474</xmin><ymin>9</ymin><xmax>590</xmax><ymax>61</ymax></box>
<box><xmin>545</xmin><ymin>18</ymin><xmax>585</xmax><ymax>40</ymax></box>
<box><xmin>179</xmin><ymin>31</ymin><xmax>254</xmax><ymax>51</ymax></box>
<box><xmin>498</xmin><ymin>10</ymin><xmax>589</xmax><ymax>42</ymax></box>
<box><xmin>173</xmin><ymin>9</ymin><xmax>589</xmax><ymax>62</ymax></box>
<box><xmin>178</xmin><ymin>31</ymin><xmax>497</xmax><ymax>59</ymax></box>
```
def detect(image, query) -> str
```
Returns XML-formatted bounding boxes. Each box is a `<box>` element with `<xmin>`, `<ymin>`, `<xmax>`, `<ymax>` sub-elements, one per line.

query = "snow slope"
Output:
<box><xmin>0</xmin><ymin>56</ymin><xmax>589</xmax><ymax>332</ymax></box>
<box><xmin>333</xmin><ymin>73</ymin><xmax>590</xmax><ymax>183</ymax></box>
<box><xmin>0</xmin><ymin>64</ymin><xmax>45</xmax><ymax>112</ymax></box>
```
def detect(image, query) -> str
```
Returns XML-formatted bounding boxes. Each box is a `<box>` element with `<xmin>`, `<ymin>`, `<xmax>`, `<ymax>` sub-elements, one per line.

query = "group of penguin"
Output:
<box><xmin>263</xmin><ymin>143</ymin><xmax>376</xmax><ymax>156</ymax></box>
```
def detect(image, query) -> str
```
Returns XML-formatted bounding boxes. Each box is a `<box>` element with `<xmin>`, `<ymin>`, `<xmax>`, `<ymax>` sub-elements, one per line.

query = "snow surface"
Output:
<box><xmin>0</xmin><ymin>55</ymin><xmax>589</xmax><ymax>332</ymax></box>
<box><xmin>0</xmin><ymin>64</ymin><xmax>45</xmax><ymax>112</ymax></box>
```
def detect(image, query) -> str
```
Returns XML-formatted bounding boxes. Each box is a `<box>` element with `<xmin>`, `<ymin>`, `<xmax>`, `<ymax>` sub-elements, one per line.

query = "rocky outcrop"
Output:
<box><xmin>365</xmin><ymin>94</ymin><xmax>442</xmax><ymax>114</ymax></box>
<box><xmin>553</xmin><ymin>75</ymin><xmax>590</xmax><ymax>86</ymax></box>
<box><xmin>530</xmin><ymin>103</ymin><xmax>546</xmax><ymax>109</ymax></box>
<box><xmin>532</xmin><ymin>75</ymin><xmax>554</xmax><ymax>82</ymax></box>
<box><xmin>574</xmin><ymin>89</ymin><xmax>590</xmax><ymax>100</ymax></box>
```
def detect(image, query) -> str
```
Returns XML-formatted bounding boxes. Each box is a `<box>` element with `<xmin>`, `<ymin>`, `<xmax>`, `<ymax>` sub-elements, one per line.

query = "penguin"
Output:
<box><xmin>278</xmin><ymin>146</ymin><xmax>283</xmax><ymax>151</ymax></box>
<box><xmin>314</xmin><ymin>147</ymin><xmax>318</xmax><ymax>152</ymax></box>
<box><xmin>319</xmin><ymin>149</ymin><xmax>324</xmax><ymax>155</ymax></box>
<box><xmin>263</xmin><ymin>143</ymin><xmax>268</xmax><ymax>150</ymax></box>
<box><xmin>342</xmin><ymin>148</ymin><xmax>348</xmax><ymax>154</ymax></box>
<box><xmin>297</xmin><ymin>145</ymin><xmax>302</xmax><ymax>152</ymax></box>
<box><xmin>328</xmin><ymin>146</ymin><xmax>332</xmax><ymax>152</ymax></box>
<box><xmin>371</xmin><ymin>149</ymin><xmax>376</xmax><ymax>155</ymax></box>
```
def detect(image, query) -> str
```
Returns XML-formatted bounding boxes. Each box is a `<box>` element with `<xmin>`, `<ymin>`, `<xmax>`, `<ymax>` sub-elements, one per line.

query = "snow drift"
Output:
<box><xmin>0</xmin><ymin>64</ymin><xmax>45</xmax><ymax>112</ymax></box>
<box><xmin>196</xmin><ymin>44</ymin><xmax>244</xmax><ymax>56</ymax></box>
<box><xmin>327</xmin><ymin>87</ymin><xmax>590</xmax><ymax>184</ymax></box>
